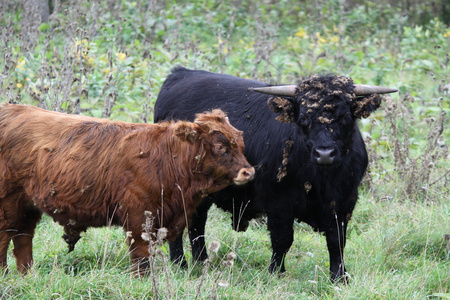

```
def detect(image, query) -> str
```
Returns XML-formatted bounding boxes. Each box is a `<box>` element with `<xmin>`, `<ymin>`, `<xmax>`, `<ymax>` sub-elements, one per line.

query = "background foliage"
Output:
<box><xmin>0</xmin><ymin>0</ymin><xmax>449</xmax><ymax>299</ymax></box>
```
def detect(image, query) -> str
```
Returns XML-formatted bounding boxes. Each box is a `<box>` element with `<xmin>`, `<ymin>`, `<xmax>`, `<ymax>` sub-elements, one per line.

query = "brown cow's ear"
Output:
<box><xmin>351</xmin><ymin>94</ymin><xmax>382</xmax><ymax>119</ymax></box>
<box><xmin>267</xmin><ymin>96</ymin><xmax>296</xmax><ymax>123</ymax></box>
<box><xmin>174</xmin><ymin>123</ymin><xmax>197</xmax><ymax>143</ymax></box>
<box><xmin>193</xmin><ymin>120</ymin><xmax>214</xmax><ymax>135</ymax></box>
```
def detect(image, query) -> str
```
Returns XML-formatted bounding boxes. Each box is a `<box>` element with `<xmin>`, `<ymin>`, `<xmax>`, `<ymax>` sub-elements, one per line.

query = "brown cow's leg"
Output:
<box><xmin>12</xmin><ymin>206</ymin><xmax>42</xmax><ymax>273</ymax></box>
<box><xmin>0</xmin><ymin>230</ymin><xmax>14</xmax><ymax>272</ymax></box>
<box><xmin>0</xmin><ymin>193</ymin><xmax>22</xmax><ymax>273</ymax></box>
<box><xmin>128</xmin><ymin>234</ymin><xmax>150</xmax><ymax>277</ymax></box>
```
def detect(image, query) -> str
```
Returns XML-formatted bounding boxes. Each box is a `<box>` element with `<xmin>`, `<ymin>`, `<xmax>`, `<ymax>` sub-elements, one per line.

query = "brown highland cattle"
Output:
<box><xmin>0</xmin><ymin>103</ymin><xmax>254</xmax><ymax>275</ymax></box>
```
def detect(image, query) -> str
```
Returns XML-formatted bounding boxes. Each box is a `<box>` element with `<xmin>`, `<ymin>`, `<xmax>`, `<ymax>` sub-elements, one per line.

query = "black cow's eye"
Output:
<box><xmin>341</xmin><ymin>112</ymin><xmax>353</xmax><ymax>125</ymax></box>
<box><xmin>299</xmin><ymin>114</ymin><xmax>310</xmax><ymax>127</ymax></box>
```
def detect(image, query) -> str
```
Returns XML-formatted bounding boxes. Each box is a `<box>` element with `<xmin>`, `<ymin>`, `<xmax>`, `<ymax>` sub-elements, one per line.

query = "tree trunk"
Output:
<box><xmin>35</xmin><ymin>0</ymin><xmax>50</xmax><ymax>23</ymax></box>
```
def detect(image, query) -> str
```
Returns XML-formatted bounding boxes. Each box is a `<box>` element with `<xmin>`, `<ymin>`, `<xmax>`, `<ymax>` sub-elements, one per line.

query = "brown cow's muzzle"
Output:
<box><xmin>233</xmin><ymin>167</ymin><xmax>255</xmax><ymax>185</ymax></box>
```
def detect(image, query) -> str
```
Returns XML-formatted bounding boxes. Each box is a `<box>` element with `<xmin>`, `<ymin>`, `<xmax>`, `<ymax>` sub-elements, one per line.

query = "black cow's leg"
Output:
<box><xmin>169</xmin><ymin>234</ymin><xmax>187</xmax><ymax>268</ymax></box>
<box><xmin>188</xmin><ymin>200</ymin><xmax>210</xmax><ymax>263</ymax></box>
<box><xmin>169</xmin><ymin>197</ymin><xmax>212</xmax><ymax>267</ymax></box>
<box><xmin>325</xmin><ymin>219</ymin><xmax>348</xmax><ymax>282</ymax></box>
<box><xmin>267</xmin><ymin>211</ymin><xmax>295</xmax><ymax>273</ymax></box>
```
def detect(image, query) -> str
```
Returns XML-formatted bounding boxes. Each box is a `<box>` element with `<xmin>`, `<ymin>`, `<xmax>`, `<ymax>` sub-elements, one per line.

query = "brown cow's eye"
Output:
<box><xmin>214</xmin><ymin>143</ymin><xmax>228</xmax><ymax>156</ymax></box>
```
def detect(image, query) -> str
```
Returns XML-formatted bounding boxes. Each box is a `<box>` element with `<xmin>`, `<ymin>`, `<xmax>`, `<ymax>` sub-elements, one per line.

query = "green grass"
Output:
<box><xmin>0</xmin><ymin>0</ymin><xmax>449</xmax><ymax>299</ymax></box>
<box><xmin>0</xmin><ymin>200</ymin><xmax>448</xmax><ymax>299</ymax></box>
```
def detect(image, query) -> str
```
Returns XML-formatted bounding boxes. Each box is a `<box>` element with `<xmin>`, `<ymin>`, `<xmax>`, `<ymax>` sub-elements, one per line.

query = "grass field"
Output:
<box><xmin>0</xmin><ymin>1</ymin><xmax>449</xmax><ymax>299</ymax></box>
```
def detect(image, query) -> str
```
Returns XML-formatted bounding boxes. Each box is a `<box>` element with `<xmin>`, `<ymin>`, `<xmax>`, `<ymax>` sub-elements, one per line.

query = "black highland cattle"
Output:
<box><xmin>154</xmin><ymin>67</ymin><xmax>397</xmax><ymax>281</ymax></box>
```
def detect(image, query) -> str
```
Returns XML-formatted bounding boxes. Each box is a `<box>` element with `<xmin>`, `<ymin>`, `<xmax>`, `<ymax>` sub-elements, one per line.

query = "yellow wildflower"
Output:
<box><xmin>16</xmin><ymin>58</ymin><xmax>26</xmax><ymax>71</ymax></box>
<box><xmin>328</xmin><ymin>35</ymin><xmax>340</xmax><ymax>44</ymax></box>
<box><xmin>315</xmin><ymin>32</ymin><xmax>326</xmax><ymax>47</ymax></box>
<box><xmin>215</xmin><ymin>38</ymin><xmax>229</xmax><ymax>54</ymax></box>
<box><xmin>333</xmin><ymin>25</ymin><xmax>339</xmax><ymax>34</ymax></box>
<box><xmin>444</xmin><ymin>30</ymin><xmax>450</xmax><ymax>38</ymax></box>
<box><xmin>16</xmin><ymin>83</ymin><xmax>23</xmax><ymax>88</ymax></box>
<box><xmin>240</xmin><ymin>39</ymin><xmax>254</xmax><ymax>50</ymax></box>
<box><xmin>85</xmin><ymin>56</ymin><xmax>94</xmax><ymax>65</ymax></box>
<box><xmin>72</xmin><ymin>38</ymin><xmax>91</xmax><ymax>61</ymax></box>
<box><xmin>295</xmin><ymin>27</ymin><xmax>308</xmax><ymax>39</ymax></box>
<box><xmin>74</xmin><ymin>38</ymin><xmax>89</xmax><ymax>46</ymax></box>
<box><xmin>116</xmin><ymin>52</ymin><xmax>127</xmax><ymax>61</ymax></box>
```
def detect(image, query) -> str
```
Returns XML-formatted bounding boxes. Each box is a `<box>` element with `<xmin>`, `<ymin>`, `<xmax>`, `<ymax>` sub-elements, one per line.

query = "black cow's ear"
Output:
<box><xmin>351</xmin><ymin>94</ymin><xmax>382</xmax><ymax>119</ymax></box>
<box><xmin>267</xmin><ymin>96</ymin><xmax>296</xmax><ymax>123</ymax></box>
<box><xmin>174</xmin><ymin>123</ymin><xmax>197</xmax><ymax>143</ymax></box>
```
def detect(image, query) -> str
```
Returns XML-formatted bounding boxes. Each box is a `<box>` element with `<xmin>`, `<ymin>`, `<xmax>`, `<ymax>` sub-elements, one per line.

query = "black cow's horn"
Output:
<box><xmin>354</xmin><ymin>84</ymin><xmax>398</xmax><ymax>95</ymax></box>
<box><xmin>251</xmin><ymin>84</ymin><xmax>398</xmax><ymax>97</ymax></box>
<box><xmin>250</xmin><ymin>85</ymin><xmax>297</xmax><ymax>97</ymax></box>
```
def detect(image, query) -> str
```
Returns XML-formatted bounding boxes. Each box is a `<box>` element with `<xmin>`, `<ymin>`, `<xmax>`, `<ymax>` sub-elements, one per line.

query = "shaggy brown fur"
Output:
<box><xmin>0</xmin><ymin>103</ymin><xmax>254</xmax><ymax>275</ymax></box>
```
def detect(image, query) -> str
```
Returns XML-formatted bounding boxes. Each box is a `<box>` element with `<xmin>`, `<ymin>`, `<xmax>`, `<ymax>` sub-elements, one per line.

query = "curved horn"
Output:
<box><xmin>354</xmin><ymin>84</ymin><xmax>398</xmax><ymax>96</ymax></box>
<box><xmin>251</xmin><ymin>84</ymin><xmax>398</xmax><ymax>97</ymax></box>
<box><xmin>250</xmin><ymin>85</ymin><xmax>297</xmax><ymax>97</ymax></box>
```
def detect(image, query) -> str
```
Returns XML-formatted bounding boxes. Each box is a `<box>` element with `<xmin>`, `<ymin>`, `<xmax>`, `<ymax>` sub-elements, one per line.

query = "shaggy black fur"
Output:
<box><xmin>154</xmin><ymin>67</ymin><xmax>384</xmax><ymax>282</ymax></box>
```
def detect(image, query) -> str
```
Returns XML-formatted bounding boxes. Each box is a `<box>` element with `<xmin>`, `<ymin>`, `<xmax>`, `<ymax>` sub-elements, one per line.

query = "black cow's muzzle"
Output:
<box><xmin>312</xmin><ymin>146</ymin><xmax>340</xmax><ymax>166</ymax></box>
